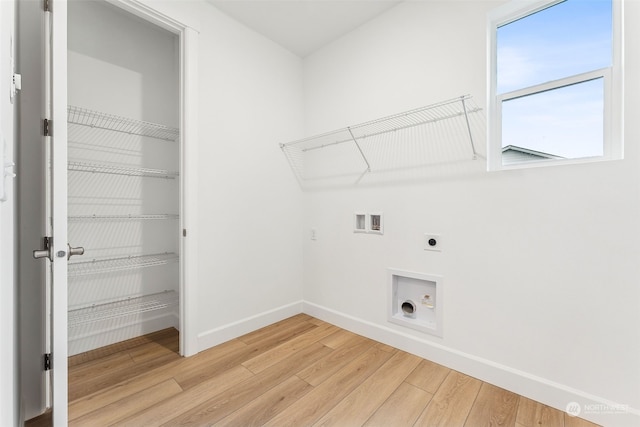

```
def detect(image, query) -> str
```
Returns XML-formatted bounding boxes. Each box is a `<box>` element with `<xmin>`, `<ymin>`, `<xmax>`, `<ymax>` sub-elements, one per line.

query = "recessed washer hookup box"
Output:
<box><xmin>388</xmin><ymin>268</ymin><xmax>443</xmax><ymax>337</ymax></box>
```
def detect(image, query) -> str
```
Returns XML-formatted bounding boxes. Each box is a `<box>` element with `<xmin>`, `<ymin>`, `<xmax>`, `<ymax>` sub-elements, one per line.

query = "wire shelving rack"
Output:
<box><xmin>68</xmin><ymin>214</ymin><xmax>179</xmax><ymax>222</ymax></box>
<box><xmin>67</xmin><ymin>106</ymin><xmax>179</xmax><ymax>142</ymax></box>
<box><xmin>68</xmin><ymin>252</ymin><xmax>179</xmax><ymax>277</ymax></box>
<box><xmin>68</xmin><ymin>290</ymin><xmax>178</xmax><ymax>327</ymax></box>
<box><xmin>68</xmin><ymin>161</ymin><xmax>179</xmax><ymax>179</ymax></box>
<box><xmin>280</xmin><ymin>95</ymin><xmax>483</xmax><ymax>187</ymax></box>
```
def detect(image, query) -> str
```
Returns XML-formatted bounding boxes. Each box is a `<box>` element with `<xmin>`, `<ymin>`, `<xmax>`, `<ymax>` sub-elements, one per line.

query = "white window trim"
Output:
<box><xmin>487</xmin><ymin>0</ymin><xmax>623</xmax><ymax>171</ymax></box>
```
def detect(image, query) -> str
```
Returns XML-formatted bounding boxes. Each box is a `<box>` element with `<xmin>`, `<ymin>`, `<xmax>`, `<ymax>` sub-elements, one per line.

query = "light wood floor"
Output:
<box><xmin>33</xmin><ymin>314</ymin><xmax>600</xmax><ymax>426</ymax></box>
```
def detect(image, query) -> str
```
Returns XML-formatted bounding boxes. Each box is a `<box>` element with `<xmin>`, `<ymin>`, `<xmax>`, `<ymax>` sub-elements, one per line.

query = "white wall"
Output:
<box><xmin>67</xmin><ymin>0</ymin><xmax>306</xmax><ymax>357</ymax></box>
<box><xmin>195</xmin><ymin>2</ymin><xmax>305</xmax><ymax>348</ymax></box>
<box><xmin>302</xmin><ymin>1</ymin><xmax>640</xmax><ymax>425</ymax></box>
<box><xmin>68</xmin><ymin>1</ymin><xmax>179</xmax><ymax>124</ymax></box>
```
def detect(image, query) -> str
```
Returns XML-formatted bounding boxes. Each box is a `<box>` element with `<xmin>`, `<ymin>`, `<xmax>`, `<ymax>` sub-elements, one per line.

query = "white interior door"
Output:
<box><xmin>32</xmin><ymin>1</ymin><xmax>68</xmax><ymax>423</ymax></box>
<box><xmin>49</xmin><ymin>0</ymin><xmax>69</xmax><ymax>424</ymax></box>
<box><xmin>30</xmin><ymin>2</ymin><xmax>197</xmax><ymax>420</ymax></box>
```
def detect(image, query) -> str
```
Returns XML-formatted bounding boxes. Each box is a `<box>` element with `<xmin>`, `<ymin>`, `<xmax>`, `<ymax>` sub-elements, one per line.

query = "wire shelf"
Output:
<box><xmin>68</xmin><ymin>252</ymin><xmax>179</xmax><ymax>277</ymax></box>
<box><xmin>68</xmin><ymin>214</ymin><xmax>179</xmax><ymax>222</ymax></box>
<box><xmin>68</xmin><ymin>161</ymin><xmax>179</xmax><ymax>179</ymax></box>
<box><xmin>67</xmin><ymin>106</ymin><xmax>179</xmax><ymax>142</ymax></box>
<box><xmin>280</xmin><ymin>95</ymin><xmax>483</xmax><ymax>187</ymax></box>
<box><xmin>68</xmin><ymin>290</ymin><xmax>178</xmax><ymax>327</ymax></box>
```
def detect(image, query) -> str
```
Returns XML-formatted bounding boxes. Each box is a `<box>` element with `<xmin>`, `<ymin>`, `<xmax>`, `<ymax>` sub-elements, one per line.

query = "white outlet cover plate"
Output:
<box><xmin>424</xmin><ymin>234</ymin><xmax>442</xmax><ymax>251</ymax></box>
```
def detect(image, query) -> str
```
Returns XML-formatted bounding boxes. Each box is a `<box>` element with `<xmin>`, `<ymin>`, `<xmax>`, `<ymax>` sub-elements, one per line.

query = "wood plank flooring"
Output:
<box><xmin>30</xmin><ymin>314</ymin><xmax>601</xmax><ymax>426</ymax></box>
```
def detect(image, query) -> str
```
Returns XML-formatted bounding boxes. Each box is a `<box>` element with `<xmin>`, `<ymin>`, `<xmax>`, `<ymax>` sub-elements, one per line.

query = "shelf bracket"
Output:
<box><xmin>347</xmin><ymin>127</ymin><xmax>371</xmax><ymax>174</ymax></box>
<box><xmin>460</xmin><ymin>97</ymin><xmax>478</xmax><ymax>160</ymax></box>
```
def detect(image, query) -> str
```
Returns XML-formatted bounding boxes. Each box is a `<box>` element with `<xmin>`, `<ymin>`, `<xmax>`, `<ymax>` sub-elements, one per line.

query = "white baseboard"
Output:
<box><xmin>302</xmin><ymin>301</ymin><xmax>640</xmax><ymax>427</ymax></box>
<box><xmin>68</xmin><ymin>313</ymin><xmax>179</xmax><ymax>356</ymax></box>
<box><xmin>197</xmin><ymin>300</ymin><xmax>304</xmax><ymax>351</ymax></box>
<box><xmin>194</xmin><ymin>299</ymin><xmax>638</xmax><ymax>426</ymax></box>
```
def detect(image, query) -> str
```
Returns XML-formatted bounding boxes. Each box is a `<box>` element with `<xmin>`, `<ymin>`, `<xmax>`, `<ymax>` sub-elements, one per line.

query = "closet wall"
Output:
<box><xmin>67</xmin><ymin>0</ymin><xmax>179</xmax><ymax>355</ymax></box>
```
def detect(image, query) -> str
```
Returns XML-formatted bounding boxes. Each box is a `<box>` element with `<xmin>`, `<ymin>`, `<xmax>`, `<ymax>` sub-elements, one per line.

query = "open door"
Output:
<box><xmin>50</xmin><ymin>1</ymin><xmax>71</xmax><ymax>424</ymax></box>
<box><xmin>31</xmin><ymin>0</ymin><xmax>72</xmax><ymax>424</ymax></box>
<box><xmin>1</xmin><ymin>0</ymin><xmax>18</xmax><ymax>424</ymax></box>
<box><xmin>27</xmin><ymin>1</ymin><xmax>196</xmax><ymax>423</ymax></box>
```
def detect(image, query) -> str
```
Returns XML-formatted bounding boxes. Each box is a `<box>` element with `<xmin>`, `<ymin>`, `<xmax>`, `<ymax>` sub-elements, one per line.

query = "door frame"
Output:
<box><xmin>50</xmin><ymin>0</ymin><xmax>199</xmax><ymax>424</ymax></box>
<box><xmin>104</xmin><ymin>0</ymin><xmax>201</xmax><ymax>360</ymax></box>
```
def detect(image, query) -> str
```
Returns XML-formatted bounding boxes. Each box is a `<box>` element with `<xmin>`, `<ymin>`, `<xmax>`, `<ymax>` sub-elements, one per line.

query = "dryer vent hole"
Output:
<box><xmin>401</xmin><ymin>300</ymin><xmax>416</xmax><ymax>318</ymax></box>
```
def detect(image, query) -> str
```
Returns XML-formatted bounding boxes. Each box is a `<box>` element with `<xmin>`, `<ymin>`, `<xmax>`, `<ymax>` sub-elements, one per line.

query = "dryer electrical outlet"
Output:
<box><xmin>424</xmin><ymin>234</ymin><xmax>442</xmax><ymax>251</ymax></box>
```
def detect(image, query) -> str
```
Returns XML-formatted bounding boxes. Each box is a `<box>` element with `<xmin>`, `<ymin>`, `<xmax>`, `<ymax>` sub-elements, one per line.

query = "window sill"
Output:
<box><xmin>488</xmin><ymin>154</ymin><xmax>623</xmax><ymax>172</ymax></box>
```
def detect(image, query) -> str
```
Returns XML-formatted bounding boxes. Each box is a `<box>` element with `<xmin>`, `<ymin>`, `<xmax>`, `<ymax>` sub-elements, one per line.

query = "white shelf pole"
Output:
<box><xmin>347</xmin><ymin>126</ymin><xmax>371</xmax><ymax>173</ymax></box>
<box><xmin>461</xmin><ymin>96</ymin><xmax>478</xmax><ymax>160</ymax></box>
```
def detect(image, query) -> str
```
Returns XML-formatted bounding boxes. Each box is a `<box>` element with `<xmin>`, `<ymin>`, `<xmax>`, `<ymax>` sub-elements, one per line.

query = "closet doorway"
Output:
<box><xmin>66</xmin><ymin>0</ymin><xmax>181</xmax><ymax>359</ymax></box>
<box><xmin>22</xmin><ymin>0</ymin><xmax>197</xmax><ymax>423</ymax></box>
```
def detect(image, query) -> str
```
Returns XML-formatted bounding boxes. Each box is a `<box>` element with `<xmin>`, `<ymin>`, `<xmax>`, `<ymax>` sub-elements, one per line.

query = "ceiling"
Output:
<box><xmin>206</xmin><ymin>0</ymin><xmax>404</xmax><ymax>57</ymax></box>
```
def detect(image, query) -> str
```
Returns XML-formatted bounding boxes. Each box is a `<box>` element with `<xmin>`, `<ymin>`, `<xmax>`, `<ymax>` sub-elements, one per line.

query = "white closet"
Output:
<box><xmin>66</xmin><ymin>0</ymin><xmax>180</xmax><ymax>356</ymax></box>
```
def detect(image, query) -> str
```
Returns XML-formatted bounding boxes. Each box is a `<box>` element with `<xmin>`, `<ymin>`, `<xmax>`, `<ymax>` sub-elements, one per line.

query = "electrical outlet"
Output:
<box><xmin>311</xmin><ymin>228</ymin><xmax>317</xmax><ymax>240</ymax></box>
<box><xmin>424</xmin><ymin>234</ymin><xmax>442</xmax><ymax>251</ymax></box>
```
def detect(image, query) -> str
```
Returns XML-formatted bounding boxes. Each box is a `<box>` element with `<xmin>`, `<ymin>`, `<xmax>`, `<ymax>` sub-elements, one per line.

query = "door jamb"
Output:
<box><xmin>105</xmin><ymin>0</ymin><xmax>200</xmax><ymax>357</ymax></box>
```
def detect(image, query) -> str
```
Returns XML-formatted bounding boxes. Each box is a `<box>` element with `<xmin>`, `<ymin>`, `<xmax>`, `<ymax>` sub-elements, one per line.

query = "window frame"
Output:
<box><xmin>487</xmin><ymin>0</ymin><xmax>623</xmax><ymax>171</ymax></box>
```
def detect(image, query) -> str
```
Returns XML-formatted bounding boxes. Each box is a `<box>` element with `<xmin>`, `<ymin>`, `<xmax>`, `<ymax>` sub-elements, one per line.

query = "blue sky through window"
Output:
<box><xmin>502</xmin><ymin>78</ymin><xmax>604</xmax><ymax>158</ymax></box>
<box><xmin>497</xmin><ymin>0</ymin><xmax>612</xmax><ymax>160</ymax></box>
<box><xmin>497</xmin><ymin>0</ymin><xmax>612</xmax><ymax>94</ymax></box>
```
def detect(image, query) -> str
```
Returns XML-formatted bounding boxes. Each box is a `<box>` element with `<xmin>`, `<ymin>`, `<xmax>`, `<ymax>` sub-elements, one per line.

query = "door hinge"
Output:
<box><xmin>44</xmin><ymin>353</ymin><xmax>51</xmax><ymax>371</ymax></box>
<box><xmin>183</xmin><ymin>229</ymin><xmax>187</xmax><ymax>237</ymax></box>
<box><xmin>44</xmin><ymin>0</ymin><xmax>51</xmax><ymax>12</ymax></box>
<box><xmin>10</xmin><ymin>73</ymin><xmax>22</xmax><ymax>101</ymax></box>
<box><xmin>43</xmin><ymin>119</ymin><xmax>51</xmax><ymax>136</ymax></box>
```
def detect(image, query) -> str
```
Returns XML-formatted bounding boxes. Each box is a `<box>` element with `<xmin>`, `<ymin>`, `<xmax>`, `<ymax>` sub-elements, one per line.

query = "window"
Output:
<box><xmin>488</xmin><ymin>0</ymin><xmax>622</xmax><ymax>170</ymax></box>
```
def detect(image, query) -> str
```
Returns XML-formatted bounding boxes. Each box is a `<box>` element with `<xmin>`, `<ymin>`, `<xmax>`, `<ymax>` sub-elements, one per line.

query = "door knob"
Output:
<box><xmin>33</xmin><ymin>237</ymin><xmax>53</xmax><ymax>261</ymax></box>
<box><xmin>33</xmin><ymin>248</ymin><xmax>52</xmax><ymax>261</ymax></box>
<box><xmin>67</xmin><ymin>244</ymin><xmax>85</xmax><ymax>260</ymax></box>
<box><xmin>32</xmin><ymin>238</ymin><xmax>84</xmax><ymax>261</ymax></box>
